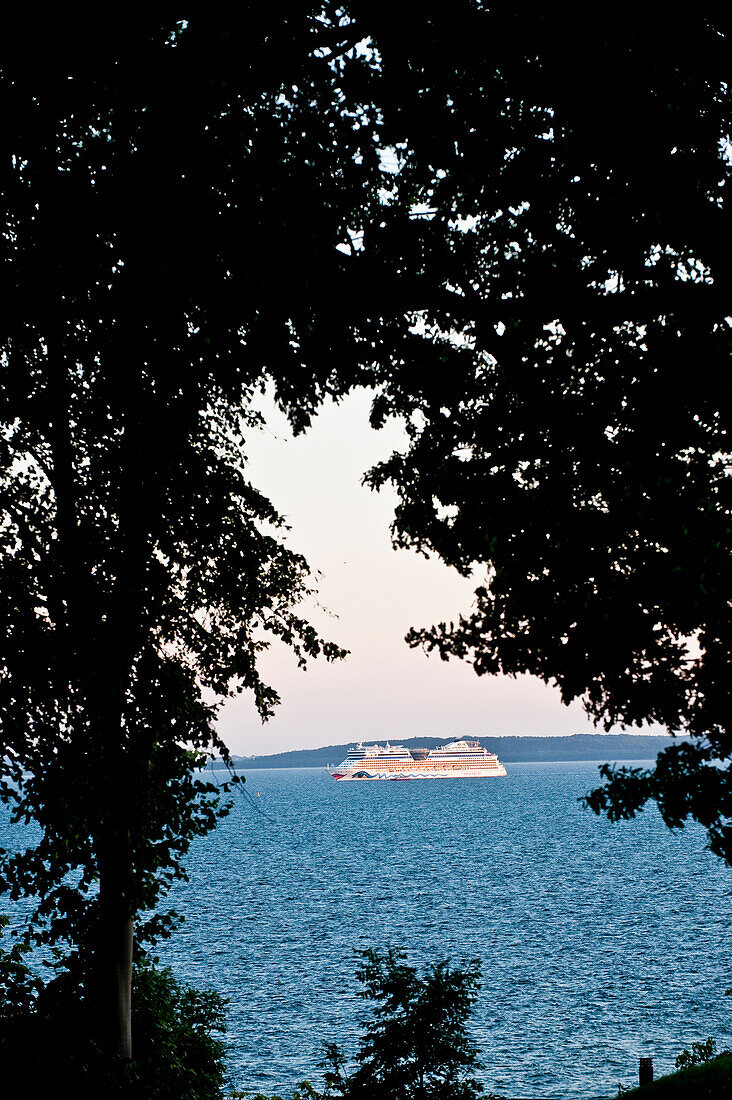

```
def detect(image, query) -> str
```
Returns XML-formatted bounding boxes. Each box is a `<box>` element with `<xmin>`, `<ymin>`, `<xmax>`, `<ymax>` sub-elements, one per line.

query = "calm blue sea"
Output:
<box><xmin>153</xmin><ymin>761</ymin><xmax>731</xmax><ymax>1099</ymax></box>
<box><xmin>2</xmin><ymin>761</ymin><xmax>730</xmax><ymax>1098</ymax></box>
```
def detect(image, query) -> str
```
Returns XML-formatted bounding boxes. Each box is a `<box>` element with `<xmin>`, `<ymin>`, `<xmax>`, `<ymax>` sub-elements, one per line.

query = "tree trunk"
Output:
<box><xmin>35</xmin><ymin>34</ymin><xmax>138</xmax><ymax>1068</ymax></box>
<box><xmin>97</xmin><ymin>824</ymin><xmax>134</xmax><ymax>1060</ymax></box>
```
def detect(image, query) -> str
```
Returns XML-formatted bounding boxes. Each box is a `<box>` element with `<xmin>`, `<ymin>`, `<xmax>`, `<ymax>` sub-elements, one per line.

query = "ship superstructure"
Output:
<box><xmin>330</xmin><ymin>740</ymin><xmax>507</xmax><ymax>781</ymax></box>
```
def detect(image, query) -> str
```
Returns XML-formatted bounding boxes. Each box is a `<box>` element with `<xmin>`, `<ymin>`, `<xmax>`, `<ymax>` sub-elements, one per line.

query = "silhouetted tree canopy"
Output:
<box><xmin>0</xmin><ymin>7</ymin><xmax>392</xmax><ymax>1062</ymax></box>
<box><xmin>360</xmin><ymin>9</ymin><xmax>731</xmax><ymax>863</ymax></box>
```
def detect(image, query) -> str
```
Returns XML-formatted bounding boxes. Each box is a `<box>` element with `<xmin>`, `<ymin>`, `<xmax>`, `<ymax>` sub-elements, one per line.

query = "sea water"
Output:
<box><xmin>156</xmin><ymin>761</ymin><xmax>731</xmax><ymax>1098</ymax></box>
<box><xmin>2</xmin><ymin>761</ymin><xmax>730</xmax><ymax>1098</ymax></box>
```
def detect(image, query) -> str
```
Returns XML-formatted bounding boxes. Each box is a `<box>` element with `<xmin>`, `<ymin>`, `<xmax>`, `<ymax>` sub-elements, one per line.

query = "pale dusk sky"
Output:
<box><xmin>215</xmin><ymin>388</ymin><xmax>608</xmax><ymax>757</ymax></box>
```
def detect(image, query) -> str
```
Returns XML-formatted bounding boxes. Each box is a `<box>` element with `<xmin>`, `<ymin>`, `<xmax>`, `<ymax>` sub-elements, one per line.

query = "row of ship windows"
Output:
<box><xmin>347</xmin><ymin>753</ymin><xmax>494</xmax><ymax>758</ymax></box>
<box><xmin>350</xmin><ymin>756</ymin><xmax>497</xmax><ymax>765</ymax></box>
<box><xmin>354</xmin><ymin>756</ymin><xmax>495</xmax><ymax>762</ymax></box>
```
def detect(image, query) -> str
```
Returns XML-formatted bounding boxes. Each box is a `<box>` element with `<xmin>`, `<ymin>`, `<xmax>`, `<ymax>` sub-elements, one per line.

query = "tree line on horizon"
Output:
<box><xmin>229</xmin><ymin>732</ymin><xmax>678</xmax><ymax>768</ymax></box>
<box><xmin>0</xmin><ymin>8</ymin><xmax>729</xmax><ymax>1094</ymax></box>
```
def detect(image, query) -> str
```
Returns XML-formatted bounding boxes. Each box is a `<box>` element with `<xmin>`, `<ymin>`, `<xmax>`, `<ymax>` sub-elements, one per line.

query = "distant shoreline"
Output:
<box><xmin>222</xmin><ymin>757</ymin><xmax>661</xmax><ymax>771</ymax></box>
<box><xmin>214</xmin><ymin>733</ymin><xmax>676</xmax><ymax>770</ymax></box>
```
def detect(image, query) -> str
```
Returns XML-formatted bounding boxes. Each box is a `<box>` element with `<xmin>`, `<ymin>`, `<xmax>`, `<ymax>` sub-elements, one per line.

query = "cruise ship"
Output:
<box><xmin>330</xmin><ymin>740</ymin><xmax>507</xmax><ymax>781</ymax></box>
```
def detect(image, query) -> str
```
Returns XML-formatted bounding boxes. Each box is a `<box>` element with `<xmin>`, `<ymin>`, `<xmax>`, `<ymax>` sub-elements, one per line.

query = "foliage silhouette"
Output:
<box><xmin>362</xmin><ymin>9</ymin><xmax>732</xmax><ymax>863</ymax></box>
<box><xmin>0</xmin><ymin>7</ymin><xmax>388</xmax><ymax>1063</ymax></box>
<box><xmin>674</xmin><ymin>1037</ymin><xmax>724</xmax><ymax>1070</ymax></box>
<box><xmin>0</xmin><ymin>932</ymin><xmax>226</xmax><ymax>1098</ymax></box>
<box><xmin>322</xmin><ymin>947</ymin><xmax>484</xmax><ymax>1100</ymax></box>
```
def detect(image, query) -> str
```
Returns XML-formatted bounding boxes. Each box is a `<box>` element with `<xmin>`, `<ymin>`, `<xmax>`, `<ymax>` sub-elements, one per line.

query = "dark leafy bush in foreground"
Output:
<box><xmin>324</xmin><ymin>948</ymin><xmax>484</xmax><ymax>1100</ymax></box>
<box><xmin>130</xmin><ymin>959</ymin><xmax>227</xmax><ymax>1099</ymax></box>
<box><xmin>0</xmin><ymin>930</ymin><xmax>225</xmax><ymax>1099</ymax></box>
<box><xmin>674</xmin><ymin>1036</ymin><xmax>719</xmax><ymax>1070</ymax></box>
<box><xmin>247</xmin><ymin>949</ymin><xmax>485</xmax><ymax>1100</ymax></box>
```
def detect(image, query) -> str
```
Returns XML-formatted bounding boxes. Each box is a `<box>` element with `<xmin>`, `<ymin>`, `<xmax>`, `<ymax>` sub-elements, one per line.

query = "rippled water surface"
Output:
<box><xmin>150</xmin><ymin>762</ymin><xmax>730</xmax><ymax>1098</ymax></box>
<box><xmin>2</xmin><ymin>761</ymin><xmax>730</xmax><ymax>1098</ymax></box>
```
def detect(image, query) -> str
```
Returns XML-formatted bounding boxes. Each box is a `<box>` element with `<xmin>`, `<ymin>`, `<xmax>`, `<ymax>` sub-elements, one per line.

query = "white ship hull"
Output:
<box><xmin>331</xmin><ymin>765</ymin><xmax>507</xmax><ymax>781</ymax></box>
